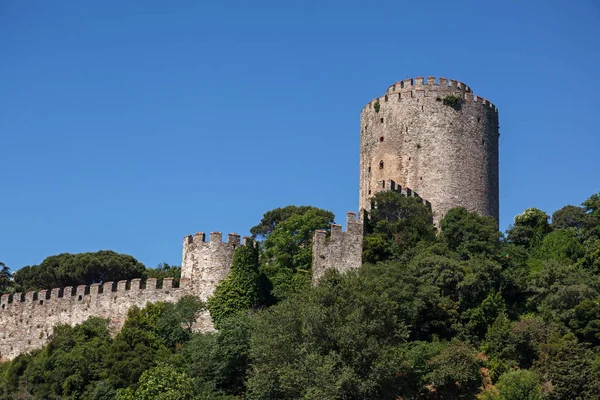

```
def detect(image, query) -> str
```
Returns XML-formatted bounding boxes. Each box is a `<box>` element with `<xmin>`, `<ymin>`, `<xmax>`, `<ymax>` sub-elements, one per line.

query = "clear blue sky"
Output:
<box><xmin>1</xmin><ymin>0</ymin><xmax>599</xmax><ymax>271</ymax></box>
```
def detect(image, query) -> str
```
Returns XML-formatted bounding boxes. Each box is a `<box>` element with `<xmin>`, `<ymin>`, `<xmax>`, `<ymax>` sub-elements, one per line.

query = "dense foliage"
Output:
<box><xmin>1</xmin><ymin>191</ymin><xmax>600</xmax><ymax>399</ymax></box>
<box><xmin>0</xmin><ymin>256</ymin><xmax>181</xmax><ymax>295</ymax></box>
<box><xmin>256</xmin><ymin>205</ymin><xmax>334</xmax><ymax>300</ymax></box>
<box><xmin>11</xmin><ymin>251</ymin><xmax>146</xmax><ymax>292</ymax></box>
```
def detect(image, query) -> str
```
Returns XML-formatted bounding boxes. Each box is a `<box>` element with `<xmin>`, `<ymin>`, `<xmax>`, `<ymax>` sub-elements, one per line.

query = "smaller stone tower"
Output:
<box><xmin>312</xmin><ymin>212</ymin><xmax>364</xmax><ymax>283</ymax></box>
<box><xmin>181</xmin><ymin>232</ymin><xmax>248</xmax><ymax>301</ymax></box>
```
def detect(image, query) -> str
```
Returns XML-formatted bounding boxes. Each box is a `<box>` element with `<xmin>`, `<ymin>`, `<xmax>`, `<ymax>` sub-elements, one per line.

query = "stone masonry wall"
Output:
<box><xmin>0</xmin><ymin>278</ymin><xmax>191</xmax><ymax>362</ymax></box>
<box><xmin>312</xmin><ymin>212</ymin><xmax>364</xmax><ymax>283</ymax></box>
<box><xmin>359</xmin><ymin>76</ymin><xmax>499</xmax><ymax>225</ymax></box>
<box><xmin>0</xmin><ymin>231</ymin><xmax>245</xmax><ymax>361</ymax></box>
<box><xmin>181</xmin><ymin>232</ymin><xmax>247</xmax><ymax>301</ymax></box>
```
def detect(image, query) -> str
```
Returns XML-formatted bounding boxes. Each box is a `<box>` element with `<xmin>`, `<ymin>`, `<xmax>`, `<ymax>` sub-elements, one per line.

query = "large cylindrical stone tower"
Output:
<box><xmin>359</xmin><ymin>76</ymin><xmax>499</xmax><ymax>225</ymax></box>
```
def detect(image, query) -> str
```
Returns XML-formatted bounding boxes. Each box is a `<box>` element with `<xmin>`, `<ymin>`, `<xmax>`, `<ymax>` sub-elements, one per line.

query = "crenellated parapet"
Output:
<box><xmin>0</xmin><ymin>278</ymin><xmax>180</xmax><ymax>310</ymax></box>
<box><xmin>371</xmin><ymin>179</ymin><xmax>432</xmax><ymax>210</ymax></box>
<box><xmin>181</xmin><ymin>231</ymin><xmax>251</xmax><ymax>301</ymax></box>
<box><xmin>361</xmin><ymin>76</ymin><xmax>497</xmax><ymax>113</ymax></box>
<box><xmin>0</xmin><ymin>277</ymin><xmax>188</xmax><ymax>362</ymax></box>
<box><xmin>312</xmin><ymin>212</ymin><xmax>364</xmax><ymax>284</ymax></box>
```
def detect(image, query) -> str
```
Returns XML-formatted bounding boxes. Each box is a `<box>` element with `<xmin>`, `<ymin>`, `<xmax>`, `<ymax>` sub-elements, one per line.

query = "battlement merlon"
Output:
<box><xmin>346</xmin><ymin>211</ymin><xmax>363</xmax><ymax>235</ymax></box>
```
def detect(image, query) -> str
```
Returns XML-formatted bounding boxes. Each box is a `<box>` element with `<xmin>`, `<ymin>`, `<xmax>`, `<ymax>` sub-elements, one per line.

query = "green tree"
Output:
<box><xmin>495</xmin><ymin>369</ymin><xmax>542</xmax><ymax>400</ymax></box>
<box><xmin>535</xmin><ymin>228</ymin><xmax>585</xmax><ymax>263</ymax></box>
<box><xmin>250</xmin><ymin>205</ymin><xmax>334</xmax><ymax>239</ymax></box>
<box><xmin>1</xmin><ymin>317</ymin><xmax>113</xmax><ymax>400</ymax></box>
<box><xmin>440</xmin><ymin>207</ymin><xmax>500</xmax><ymax>260</ymax></box>
<box><xmin>569</xmin><ymin>298</ymin><xmax>600</xmax><ymax>345</ymax></box>
<box><xmin>182</xmin><ymin>313</ymin><xmax>252</xmax><ymax>397</ymax></box>
<box><xmin>552</xmin><ymin>205</ymin><xmax>588</xmax><ymax>230</ymax></box>
<box><xmin>260</xmin><ymin>207</ymin><xmax>334</xmax><ymax>300</ymax></box>
<box><xmin>104</xmin><ymin>303</ymin><xmax>168</xmax><ymax>390</ymax></box>
<box><xmin>246</xmin><ymin>269</ymin><xmax>411</xmax><ymax>399</ymax></box>
<box><xmin>535</xmin><ymin>333</ymin><xmax>600</xmax><ymax>400</ymax></box>
<box><xmin>506</xmin><ymin>208</ymin><xmax>552</xmax><ymax>250</ymax></box>
<box><xmin>0</xmin><ymin>262</ymin><xmax>13</xmax><ymax>293</ymax></box>
<box><xmin>208</xmin><ymin>242</ymin><xmax>271</xmax><ymax>328</ymax></box>
<box><xmin>14</xmin><ymin>251</ymin><xmax>145</xmax><ymax>291</ymax></box>
<box><xmin>363</xmin><ymin>190</ymin><xmax>436</xmax><ymax>263</ymax></box>
<box><xmin>478</xmin><ymin>370</ymin><xmax>542</xmax><ymax>400</ymax></box>
<box><xmin>157</xmin><ymin>295</ymin><xmax>206</xmax><ymax>349</ymax></box>
<box><xmin>527</xmin><ymin>260</ymin><xmax>599</xmax><ymax>323</ymax></box>
<box><xmin>482</xmin><ymin>315</ymin><xmax>563</xmax><ymax>380</ymax></box>
<box><xmin>582</xmin><ymin>191</ymin><xmax>600</xmax><ymax>219</ymax></box>
<box><xmin>426</xmin><ymin>340</ymin><xmax>483</xmax><ymax>399</ymax></box>
<box><xmin>145</xmin><ymin>263</ymin><xmax>181</xmax><ymax>280</ymax></box>
<box><xmin>116</xmin><ymin>365</ymin><xmax>195</xmax><ymax>400</ymax></box>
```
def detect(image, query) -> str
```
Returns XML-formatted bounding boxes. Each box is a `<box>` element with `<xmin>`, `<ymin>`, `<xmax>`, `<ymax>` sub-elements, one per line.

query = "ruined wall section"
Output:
<box><xmin>359</xmin><ymin>76</ymin><xmax>499</xmax><ymax>225</ymax></box>
<box><xmin>312</xmin><ymin>212</ymin><xmax>364</xmax><ymax>283</ymax></box>
<box><xmin>0</xmin><ymin>278</ymin><xmax>188</xmax><ymax>362</ymax></box>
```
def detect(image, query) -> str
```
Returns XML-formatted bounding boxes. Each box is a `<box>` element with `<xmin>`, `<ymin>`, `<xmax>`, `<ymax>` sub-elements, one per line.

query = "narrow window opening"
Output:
<box><xmin>379</xmin><ymin>136</ymin><xmax>384</xmax><ymax>142</ymax></box>
<box><xmin>420</xmin><ymin>177</ymin><xmax>423</xmax><ymax>180</ymax></box>
<box><xmin>482</xmin><ymin>139</ymin><xmax>485</xmax><ymax>145</ymax></box>
<box><xmin>406</xmin><ymin>127</ymin><xmax>408</xmax><ymax>133</ymax></box>
<box><xmin>382</xmin><ymin>181</ymin><xmax>385</xmax><ymax>188</ymax></box>
<box><xmin>38</xmin><ymin>300</ymin><xmax>43</xmax><ymax>306</ymax></box>
<box><xmin>398</xmin><ymin>93</ymin><xmax>401</xmax><ymax>100</ymax></box>
<box><xmin>78</xmin><ymin>295</ymin><xmax>82</xmax><ymax>301</ymax></box>
<box><xmin>477</xmin><ymin>117</ymin><xmax>481</xmax><ymax>123</ymax></box>
<box><xmin>421</xmin><ymin>106</ymin><xmax>424</xmax><ymax>111</ymax></box>
<box><xmin>380</xmin><ymin>117</ymin><xmax>384</xmax><ymax>123</ymax></box>
<box><xmin>368</xmin><ymin>166</ymin><xmax>371</xmax><ymax>173</ymax></box>
<box><xmin>379</xmin><ymin>160</ymin><xmax>384</xmax><ymax>169</ymax></box>
<box><xmin>368</xmin><ymin>189</ymin><xmax>371</xmax><ymax>195</ymax></box>
<box><xmin>409</xmin><ymin>157</ymin><xmax>411</xmax><ymax>161</ymax></box>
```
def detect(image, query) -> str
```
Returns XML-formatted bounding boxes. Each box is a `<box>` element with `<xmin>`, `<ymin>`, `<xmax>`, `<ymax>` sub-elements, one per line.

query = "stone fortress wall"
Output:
<box><xmin>312</xmin><ymin>212</ymin><xmax>364</xmax><ymax>283</ymax></box>
<box><xmin>0</xmin><ymin>232</ymin><xmax>248</xmax><ymax>361</ymax></box>
<box><xmin>359</xmin><ymin>76</ymin><xmax>499</xmax><ymax>225</ymax></box>
<box><xmin>0</xmin><ymin>278</ymin><xmax>187</xmax><ymax>361</ymax></box>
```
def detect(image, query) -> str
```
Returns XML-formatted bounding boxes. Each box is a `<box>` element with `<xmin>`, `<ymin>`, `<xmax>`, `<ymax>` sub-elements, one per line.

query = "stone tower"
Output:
<box><xmin>181</xmin><ymin>232</ymin><xmax>247</xmax><ymax>301</ymax></box>
<box><xmin>359</xmin><ymin>76</ymin><xmax>499</xmax><ymax>225</ymax></box>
